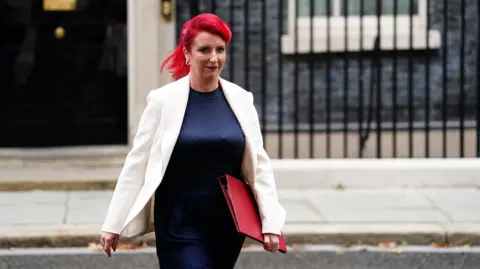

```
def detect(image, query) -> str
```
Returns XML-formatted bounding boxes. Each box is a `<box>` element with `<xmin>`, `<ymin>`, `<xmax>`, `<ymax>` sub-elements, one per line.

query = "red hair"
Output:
<box><xmin>160</xmin><ymin>13</ymin><xmax>232</xmax><ymax>80</ymax></box>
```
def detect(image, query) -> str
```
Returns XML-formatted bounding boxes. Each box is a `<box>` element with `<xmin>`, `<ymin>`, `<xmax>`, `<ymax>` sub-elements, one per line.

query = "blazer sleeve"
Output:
<box><xmin>247</xmin><ymin>92</ymin><xmax>287</xmax><ymax>236</ymax></box>
<box><xmin>101</xmin><ymin>90</ymin><xmax>162</xmax><ymax>234</ymax></box>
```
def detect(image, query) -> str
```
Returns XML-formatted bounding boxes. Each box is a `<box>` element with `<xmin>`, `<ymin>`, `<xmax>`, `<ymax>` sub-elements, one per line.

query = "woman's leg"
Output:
<box><xmin>156</xmin><ymin>237</ymin><xmax>214</xmax><ymax>269</ymax></box>
<box><xmin>154</xmin><ymin>191</ymin><xmax>215</xmax><ymax>269</ymax></box>
<box><xmin>211</xmin><ymin>230</ymin><xmax>245</xmax><ymax>269</ymax></box>
<box><xmin>210</xmin><ymin>196</ymin><xmax>246</xmax><ymax>269</ymax></box>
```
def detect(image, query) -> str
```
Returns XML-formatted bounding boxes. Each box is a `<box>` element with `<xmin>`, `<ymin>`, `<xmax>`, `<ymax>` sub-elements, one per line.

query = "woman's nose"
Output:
<box><xmin>209</xmin><ymin>52</ymin><xmax>218</xmax><ymax>63</ymax></box>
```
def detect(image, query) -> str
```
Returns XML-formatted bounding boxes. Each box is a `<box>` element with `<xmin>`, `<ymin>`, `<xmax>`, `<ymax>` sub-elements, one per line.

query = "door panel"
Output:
<box><xmin>0</xmin><ymin>0</ymin><xmax>128</xmax><ymax>147</ymax></box>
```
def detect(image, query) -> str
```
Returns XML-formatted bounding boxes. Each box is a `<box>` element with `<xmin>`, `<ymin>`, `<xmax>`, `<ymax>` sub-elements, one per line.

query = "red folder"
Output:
<box><xmin>218</xmin><ymin>174</ymin><xmax>288</xmax><ymax>253</ymax></box>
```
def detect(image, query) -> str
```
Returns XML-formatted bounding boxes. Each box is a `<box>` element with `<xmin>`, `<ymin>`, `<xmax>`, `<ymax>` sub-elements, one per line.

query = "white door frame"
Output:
<box><xmin>127</xmin><ymin>0</ymin><xmax>176</xmax><ymax>144</ymax></box>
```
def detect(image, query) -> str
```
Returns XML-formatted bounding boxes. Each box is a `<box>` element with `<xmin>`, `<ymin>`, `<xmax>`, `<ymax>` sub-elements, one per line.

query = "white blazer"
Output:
<box><xmin>101</xmin><ymin>75</ymin><xmax>286</xmax><ymax>238</ymax></box>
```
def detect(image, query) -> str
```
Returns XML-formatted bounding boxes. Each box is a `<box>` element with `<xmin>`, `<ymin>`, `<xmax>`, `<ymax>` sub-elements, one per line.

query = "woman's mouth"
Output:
<box><xmin>207</xmin><ymin>66</ymin><xmax>218</xmax><ymax>71</ymax></box>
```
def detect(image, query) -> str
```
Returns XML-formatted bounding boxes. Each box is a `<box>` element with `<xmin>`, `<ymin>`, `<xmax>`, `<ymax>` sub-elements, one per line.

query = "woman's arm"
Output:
<box><xmin>101</xmin><ymin>90</ymin><xmax>162</xmax><ymax>234</ymax></box>
<box><xmin>247</xmin><ymin>92</ymin><xmax>286</xmax><ymax>236</ymax></box>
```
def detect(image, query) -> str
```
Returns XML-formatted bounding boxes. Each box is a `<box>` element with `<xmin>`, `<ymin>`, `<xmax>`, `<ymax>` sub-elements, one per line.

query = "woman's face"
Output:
<box><xmin>184</xmin><ymin>31</ymin><xmax>226</xmax><ymax>81</ymax></box>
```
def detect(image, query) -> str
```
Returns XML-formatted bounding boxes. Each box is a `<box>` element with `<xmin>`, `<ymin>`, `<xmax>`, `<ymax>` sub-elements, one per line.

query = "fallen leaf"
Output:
<box><xmin>378</xmin><ymin>242</ymin><xmax>396</xmax><ymax>248</ymax></box>
<box><xmin>116</xmin><ymin>243</ymin><xmax>144</xmax><ymax>250</ymax></box>
<box><xmin>87</xmin><ymin>242</ymin><xmax>102</xmax><ymax>251</ymax></box>
<box><xmin>336</xmin><ymin>250</ymin><xmax>345</xmax><ymax>256</ymax></box>
<box><xmin>391</xmin><ymin>249</ymin><xmax>403</xmax><ymax>254</ymax></box>
<box><xmin>358</xmin><ymin>246</ymin><xmax>368</xmax><ymax>252</ymax></box>
<box><xmin>387</xmin><ymin>242</ymin><xmax>397</xmax><ymax>248</ymax></box>
<box><xmin>318</xmin><ymin>259</ymin><xmax>327</xmax><ymax>265</ymax></box>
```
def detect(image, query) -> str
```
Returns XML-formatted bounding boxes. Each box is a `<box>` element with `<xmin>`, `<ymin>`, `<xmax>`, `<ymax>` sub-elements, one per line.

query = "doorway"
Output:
<box><xmin>0</xmin><ymin>0</ymin><xmax>128</xmax><ymax>147</ymax></box>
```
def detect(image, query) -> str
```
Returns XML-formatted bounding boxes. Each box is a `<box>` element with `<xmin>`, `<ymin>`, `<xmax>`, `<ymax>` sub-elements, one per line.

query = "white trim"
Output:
<box><xmin>282</xmin><ymin>0</ymin><xmax>442</xmax><ymax>54</ymax></box>
<box><xmin>127</xmin><ymin>0</ymin><xmax>136</xmax><ymax>145</ymax></box>
<box><xmin>0</xmin><ymin>145</ymin><xmax>129</xmax><ymax>158</ymax></box>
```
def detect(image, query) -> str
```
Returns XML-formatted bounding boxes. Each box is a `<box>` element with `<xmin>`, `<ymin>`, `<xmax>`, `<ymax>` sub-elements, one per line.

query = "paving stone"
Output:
<box><xmin>65</xmin><ymin>209</ymin><xmax>108</xmax><ymax>224</ymax></box>
<box><xmin>317</xmin><ymin>208</ymin><xmax>450</xmax><ymax>223</ymax></box>
<box><xmin>283</xmin><ymin>201</ymin><xmax>324</xmax><ymax>223</ymax></box>
<box><xmin>67</xmin><ymin>191</ymin><xmax>112</xmax><ymax>209</ymax></box>
<box><xmin>439</xmin><ymin>208</ymin><xmax>480</xmax><ymax>222</ymax></box>
<box><xmin>418</xmin><ymin>188</ymin><xmax>480</xmax><ymax>208</ymax></box>
<box><xmin>417</xmin><ymin>188</ymin><xmax>480</xmax><ymax>222</ymax></box>
<box><xmin>0</xmin><ymin>204</ymin><xmax>65</xmax><ymax>225</ymax></box>
<box><xmin>0</xmin><ymin>191</ymin><xmax>67</xmax><ymax>206</ymax></box>
<box><xmin>305</xmin><ymin>189</ymin><xmax>433</xmax><ymax>209</ymax></box>
<box><xmin>278</xmin><ymin>190</ymin><xmax>310</xmax><ymax>202</ymax></box>
<box><xmin>68</xmin><ymin>191</ymin><xmax>113</xmax><ymax>200</ymax></box>
<box><xmin>1</xmin><ymin>187</ymin><xmax>480</xmax><ymax>245</ymax></box>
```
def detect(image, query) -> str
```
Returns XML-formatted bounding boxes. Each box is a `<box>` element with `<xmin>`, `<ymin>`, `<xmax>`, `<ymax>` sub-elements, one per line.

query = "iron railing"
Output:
<box><xmin>181</xmin><ymin>0</ymin><xmax>480</xmax><ymax>159</ymax></box>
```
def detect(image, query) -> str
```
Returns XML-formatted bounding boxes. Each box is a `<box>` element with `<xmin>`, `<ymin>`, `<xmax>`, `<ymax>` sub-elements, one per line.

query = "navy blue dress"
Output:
<box><xmin>154</xmin><ymin>86</ymin><xmax>246</xmax><ymax>269</ymax></box>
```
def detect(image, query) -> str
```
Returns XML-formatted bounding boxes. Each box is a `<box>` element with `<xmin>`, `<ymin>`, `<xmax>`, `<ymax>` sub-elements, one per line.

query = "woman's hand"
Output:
<box><xmin>100</xmin><ymin>231</ymin><xmax>120</xmax><ymax>257</ymax></box>
<box><xmin>263</xmin><ymin>233</ymin><xmax>280</xmax><ymax>252</ymax></box>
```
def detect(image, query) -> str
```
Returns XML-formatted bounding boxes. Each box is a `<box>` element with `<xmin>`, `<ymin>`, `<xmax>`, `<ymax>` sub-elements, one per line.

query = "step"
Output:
<box><xmin>1</xmin><ymin>149</ymin><xmax>480</xmax><ymax>191</ymax></box>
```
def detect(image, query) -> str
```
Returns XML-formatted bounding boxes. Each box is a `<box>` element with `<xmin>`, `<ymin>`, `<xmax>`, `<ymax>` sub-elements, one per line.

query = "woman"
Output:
<box><xmin>100</xmin><ymin>13</ymin><xmax>286</xmax><ymax>268</ymax></box>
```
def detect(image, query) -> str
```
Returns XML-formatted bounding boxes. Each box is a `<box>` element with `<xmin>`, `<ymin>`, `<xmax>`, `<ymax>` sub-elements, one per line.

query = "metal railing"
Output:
<box><xmin>182</xmin><ymin>0</ymin><xmax>480</xmax><ymax>158</ymax></box>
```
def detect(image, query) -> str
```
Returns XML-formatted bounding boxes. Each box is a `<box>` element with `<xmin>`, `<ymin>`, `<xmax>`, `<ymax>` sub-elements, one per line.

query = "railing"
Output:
<box><xmin>182</xmin><ymin>0</ymin><xmax>480</xmax><ymax>158</ymax></box>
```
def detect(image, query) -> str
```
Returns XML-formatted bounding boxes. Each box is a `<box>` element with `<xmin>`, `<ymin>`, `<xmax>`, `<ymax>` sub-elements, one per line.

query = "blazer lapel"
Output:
<box><xmin>219</xmin><ymin>78</ymin><xmax>256</xmax><ymax>181</ymax></box>
<box><xmin>159</xmin><ymin>75</ymin><xmax>190</xmax><ymax>175</ymax></box>
<box><xmin>122</xmin><ymin>77</ymin><xmax>189</xmax><ymax>233</ymax></box>
<box><xmin>219</xmin><ymin>78</ymin><xmax>251</xmax><ymax>137</ymax></box>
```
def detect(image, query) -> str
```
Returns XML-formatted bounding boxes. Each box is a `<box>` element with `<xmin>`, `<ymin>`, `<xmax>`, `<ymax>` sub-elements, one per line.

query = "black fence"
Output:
<box><xmin>180</xmin><ymin>0</ymin><xmax>480</xmax><ymax>159</ymax></box>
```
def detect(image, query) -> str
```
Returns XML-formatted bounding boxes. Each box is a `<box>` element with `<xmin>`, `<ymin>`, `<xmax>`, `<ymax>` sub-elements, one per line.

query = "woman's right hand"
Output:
<box><xmin>99</xmin><ymin>231</ymin><xmax>120</xmax><ymax>257</ymax></box>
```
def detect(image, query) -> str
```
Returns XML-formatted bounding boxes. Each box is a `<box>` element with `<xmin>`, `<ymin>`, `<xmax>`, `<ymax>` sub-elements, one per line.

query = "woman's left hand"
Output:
<box><xmin>263</xmin><ymin>233</ymin><xmax>280</xmax><ymax>252</ymax></box>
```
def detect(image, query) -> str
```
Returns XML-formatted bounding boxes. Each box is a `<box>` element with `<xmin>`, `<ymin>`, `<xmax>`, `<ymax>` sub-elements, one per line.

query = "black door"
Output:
<box><xmin>0</xmin><ymin>0</ymin><xmax>128</xmax><ymax>147</ymax></box>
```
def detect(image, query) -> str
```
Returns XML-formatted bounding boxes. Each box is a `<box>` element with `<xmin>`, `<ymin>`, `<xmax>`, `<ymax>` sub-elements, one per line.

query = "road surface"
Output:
<box><xmin>1</xmin><ymin>245</ymin><xmax>480</xmax><ymax>269</ymax></box>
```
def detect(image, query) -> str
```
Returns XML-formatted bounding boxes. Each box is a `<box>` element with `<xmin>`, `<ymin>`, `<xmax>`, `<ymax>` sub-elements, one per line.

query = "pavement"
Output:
<box><xmin>1</xmin><ymin>187</ymin><xmax>480</xmax><ymax>248</ymax></box>
<box><xmin>3</xmin><ymin>158</ymin><xmax>480</xmax><ymax>191</ymax></box>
